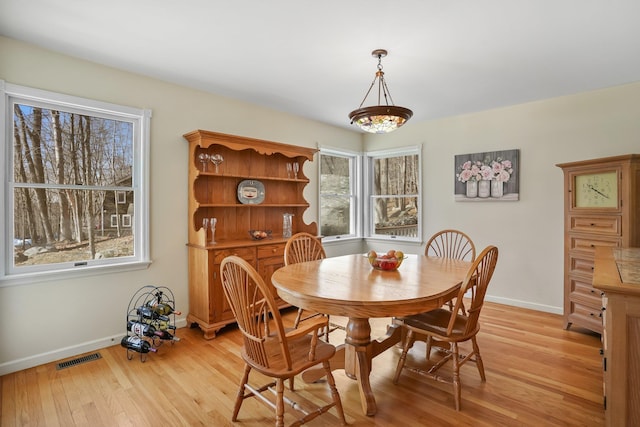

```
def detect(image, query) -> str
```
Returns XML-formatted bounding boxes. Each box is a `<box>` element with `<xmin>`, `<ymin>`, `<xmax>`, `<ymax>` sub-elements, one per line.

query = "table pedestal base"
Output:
<box><xmin>301</xmin><ymin>317</ymin><xmax>402</xmax><ymax>416</ymax></box>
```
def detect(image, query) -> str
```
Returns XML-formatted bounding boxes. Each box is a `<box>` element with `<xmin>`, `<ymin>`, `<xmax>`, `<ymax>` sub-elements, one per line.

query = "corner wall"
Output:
<box><xmin>365</xmin><ymin>81</ymin><xmax>640</xmax><ymax>312</ymax></box>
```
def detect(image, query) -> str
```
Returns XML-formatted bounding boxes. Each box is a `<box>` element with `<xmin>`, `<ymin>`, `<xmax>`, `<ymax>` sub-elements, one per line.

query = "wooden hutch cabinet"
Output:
<box><xmin>184</xmin><ymin>130</ymin><xmax>317</xmax><ymax>339</ymax></box>
<box><xmin>556</xmin><ymin>154</ymin><xmax>640</xmax><ymax>334</ymax></box>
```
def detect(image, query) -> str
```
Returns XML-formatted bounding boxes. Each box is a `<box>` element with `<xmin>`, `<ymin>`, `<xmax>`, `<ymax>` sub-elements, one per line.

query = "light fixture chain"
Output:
<box><xmin>376</xmin><ymin>52</ymin><xmax>385</xmax><ymax>105</ymax></box>
<box><xmin>381</xmin><ymin>78</ymin><xmax>395</xmax><ymax>106</ymax></box>
<box><xmin>356</xmin><ymin>76</ymin><xmax>378</xmax><ymax>109</ymax></box>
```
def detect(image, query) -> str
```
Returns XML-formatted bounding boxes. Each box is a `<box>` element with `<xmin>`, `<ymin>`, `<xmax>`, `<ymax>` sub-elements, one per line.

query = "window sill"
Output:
<box><xmin>321</xmin><ymin>236</ymin><xmax>362</xmax><ymax>245</ymax></box>
<box><xmin>0</xmin><ymin>260</ymin><xmax>153</xmax><ymax>287</ymax></box>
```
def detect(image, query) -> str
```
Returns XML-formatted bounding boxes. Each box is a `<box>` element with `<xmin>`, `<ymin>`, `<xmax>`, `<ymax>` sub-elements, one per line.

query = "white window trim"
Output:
<box><xmin>364</xmin><ymin>145</ymin><xmax>422</xmax><ymax>243</ymax></box>
<box><xmin>318</xmin><ymin>146</ymin><xmax>362</xmax><ymax>243</ymax></box>
<box><xmin>0</xmin><ymin>80</ymin><xmax>152</xmax><ymax>286</ymax></box>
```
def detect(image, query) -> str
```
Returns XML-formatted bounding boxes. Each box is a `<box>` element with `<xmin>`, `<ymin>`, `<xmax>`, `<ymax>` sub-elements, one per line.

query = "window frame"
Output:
<box><xmin>364</xmin><ymin>145</ymin><xmax>422</xmax><ymax>242</ymax></box>
<box><xmin>0</xmin><ymin>80</ymin><xmax>152</xmax><ymax>286</ymax></box>
<box><xmin>318</xmin><ymin>147</ymin><xmax>362</xmax><ymax>242</ymax></box>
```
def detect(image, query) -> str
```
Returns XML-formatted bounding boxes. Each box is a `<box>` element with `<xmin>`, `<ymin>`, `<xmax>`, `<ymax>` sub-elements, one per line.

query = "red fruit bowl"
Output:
<box><xmin>368</xmin><ymin>255</ymin><xmax>405</xmax><ymax>271</ymax></box>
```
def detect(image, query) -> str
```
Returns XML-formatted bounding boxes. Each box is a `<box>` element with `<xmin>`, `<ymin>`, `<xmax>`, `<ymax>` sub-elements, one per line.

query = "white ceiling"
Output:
<box><xmin>2</xmin><ymin>1</ymin><xmax>640</xmax><ymax>132</ymax></box>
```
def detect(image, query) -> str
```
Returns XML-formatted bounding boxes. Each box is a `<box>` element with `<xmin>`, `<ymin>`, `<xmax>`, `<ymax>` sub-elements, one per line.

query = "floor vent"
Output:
<box><xmin>56</xmin><ymin>352</ymin><xmax>102</xmax><ymax>370</ymax></box>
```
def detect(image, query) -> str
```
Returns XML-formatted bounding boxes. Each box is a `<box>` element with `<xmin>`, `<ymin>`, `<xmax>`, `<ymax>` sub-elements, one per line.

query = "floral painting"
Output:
<box><xmin>454</xmin><ymin>149</ymin><xmax>520</xmax><ymax>201</ymax></box>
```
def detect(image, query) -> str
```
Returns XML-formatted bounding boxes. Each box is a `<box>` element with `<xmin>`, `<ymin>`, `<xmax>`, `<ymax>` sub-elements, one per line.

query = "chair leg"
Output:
<box><xmin>324</xmin><ymin>315</ymin><xmax>330</xmax><ymax>342</ymax></box>
<box><xmin>323</xmin><ymin>360</ymin><xmax>347</xmax><ymax>425</ymax></box>
<box><xmin>451</xmin><ymin>342</ymin><xmax>461</xmax><ymax>411</ymax></box>
<box><xmin>275</xmin><ymin>378</ymin><xmax>285</xmax><ymax>427</ymax></box>
<box><xmin>293</xmin><ymin>308</ymin><xmax>303</xmax><ymax>329</ymax></box>
<box><xmin>471</xmin><ymin>336</ymin><xmax>486</xmax><ymax>381</ymax></box>
<box><xmin>233</xmin><ymin>365</ymin><xmax>251</xmax><ymax>421</ymax></box>
<box><xmin>393</xmin><ymin>329</ymin><xmax>414</xmax><ymax>384</ymax></box>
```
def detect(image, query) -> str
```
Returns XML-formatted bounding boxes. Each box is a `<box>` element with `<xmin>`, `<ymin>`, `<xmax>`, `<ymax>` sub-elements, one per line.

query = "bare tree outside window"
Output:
<box><xmin>12</xmin><ymin>103</ymin><xmax>134</xmax><ymax>266</ymax></box>
<box><xmin>369</xmin><ymin>150</ymin><xmax>420</xmax><ymax>240</ymax></box>
<box><xmin>320</xmin><ymin>152</ymin><xmax>356</xmax><ymax>238</ymax></box>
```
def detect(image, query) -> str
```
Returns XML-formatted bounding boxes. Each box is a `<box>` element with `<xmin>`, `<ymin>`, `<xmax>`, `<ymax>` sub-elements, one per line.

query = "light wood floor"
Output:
<box><xmin>1</xmin><ymin>302</ymin><xmax>604</xmax><ymax>426</ymax></box>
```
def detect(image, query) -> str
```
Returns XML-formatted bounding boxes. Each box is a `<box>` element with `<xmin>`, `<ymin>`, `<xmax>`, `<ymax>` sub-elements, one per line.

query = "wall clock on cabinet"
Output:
<box><xmin>573</xmin><ymin>170</ymin><xmax>618</xmax><ymax>208</ymax></box>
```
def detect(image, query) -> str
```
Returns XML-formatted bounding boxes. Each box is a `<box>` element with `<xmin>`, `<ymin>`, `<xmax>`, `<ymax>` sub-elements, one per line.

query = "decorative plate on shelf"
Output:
<box><xmin>237</xmin><ymin>180</ymin><xmax>265</xmax><ymax>204</ymax></box>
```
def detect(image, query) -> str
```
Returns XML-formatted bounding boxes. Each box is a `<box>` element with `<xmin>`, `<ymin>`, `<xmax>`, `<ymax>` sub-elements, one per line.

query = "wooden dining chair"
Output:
<box><xmin>284</xmin><ymin>232</ymin><xmax>343</xmax><ymax>341</ymax></box>
<box><xmin>425</xmin><ymin>229</ymin><xmax>476</xmax><ymax>313</ymax></box>
<box><xmin>220</xmin><ymin>255</ymin><xmax>347</xmax><ymax>427</ymax></box>
<box><xmin>425</xmin><ymin>229</ymin><xmax>476</xmax><ymax>262</ymax></box>
<box><xmin>393</xmin><ymin>245</ymin><xmax>499</xmax><ymax>411</ymax></box>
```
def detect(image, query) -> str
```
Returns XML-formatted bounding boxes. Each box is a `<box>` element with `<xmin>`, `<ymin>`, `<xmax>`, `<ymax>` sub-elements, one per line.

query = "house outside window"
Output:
<box><xmin>365</xmin><ymin>146</ymin><xmax>421</xmax><ymax>242</ymax></box>
<box><xmin>319</xmin><ymin>148</ymin><xmax>361</xmax><ymax>241</ymax></box>
<box><xmin>1</xmin><ymin>81</ymin><xmax>151</xmax><ymax>284</ymax></box>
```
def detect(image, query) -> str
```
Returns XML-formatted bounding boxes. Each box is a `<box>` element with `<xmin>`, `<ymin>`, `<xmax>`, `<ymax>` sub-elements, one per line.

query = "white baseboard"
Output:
<box><xmin>0</xmin><ymin>299</ymin><xmax>561</xmax><ymax>376</ymax></box>
<box><xmin>485</xmin><ymin>295</ymin><xmax>563</xmax><ymax>315</ymax></box>
<box><xmin>0</xmin><ymin>318</ymin><xmax>188</xmax><ymax>376</ymax></box>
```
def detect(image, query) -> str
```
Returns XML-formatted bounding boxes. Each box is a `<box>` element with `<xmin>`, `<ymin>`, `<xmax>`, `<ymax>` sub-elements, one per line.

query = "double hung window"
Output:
<box><xmin>319</xmin><ymin>148</ymin><xmax>361</xmax><ymax>241</ymax></box>
<box><xmin>365</xmin><ymin>147</ymin><xmax>421</xmax><ymax>241</ymax></box>
<box><xmin>1</xmin><ymin>81</ymin><xmax>151</xmax><ymax>284</ymax></box>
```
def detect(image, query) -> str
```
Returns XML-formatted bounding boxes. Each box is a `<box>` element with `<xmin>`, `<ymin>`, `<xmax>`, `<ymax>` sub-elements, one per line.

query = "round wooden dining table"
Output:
<box><xmin>271</xmin><ymin>253</ymin><xmax>471</xmax><ymax>416</ymax></box>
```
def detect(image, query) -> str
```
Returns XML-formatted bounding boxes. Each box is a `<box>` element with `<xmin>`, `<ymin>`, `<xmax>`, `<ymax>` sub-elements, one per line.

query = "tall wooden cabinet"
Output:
<box><xmin>184</xmin><ymin>130</ymin><xmax>317</xmax><ymax>339</ymax></box>
<box><xmin>593</xmin><ymin>246</ymin><xmax>640</xmax><ymax>427</ymax></box>
<box><xmin>557</xmin><ymin>154</ymin><xmax>640</xmax><ymax>334</ymax></box>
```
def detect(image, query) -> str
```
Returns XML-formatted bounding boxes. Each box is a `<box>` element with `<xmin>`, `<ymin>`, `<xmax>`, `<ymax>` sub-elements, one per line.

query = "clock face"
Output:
<box><xmin>574</xmin><ymin>171</ymin><xmax>618</xmax><ymax>208</ymax></box>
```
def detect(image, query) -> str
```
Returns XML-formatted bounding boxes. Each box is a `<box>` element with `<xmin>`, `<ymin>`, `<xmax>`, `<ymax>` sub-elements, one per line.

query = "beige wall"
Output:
<box><xmin>365</xmin><ymin>81</ymin><xmax>640</xmax><ymax>313</ymax></box>
<box><xmin>2</xmin><ymin>35</ymin><xmax>639</xmax><ymax>374</ymax></box>
<box><xmin>0</xmin><ymin>36</ymin><xmax>361</xmax><ymax>374</ymax></box>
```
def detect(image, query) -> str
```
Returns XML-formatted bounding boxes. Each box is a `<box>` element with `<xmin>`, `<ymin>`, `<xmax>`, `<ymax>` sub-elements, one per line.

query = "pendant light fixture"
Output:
<box><xmin>349</xmin><ymin>49</ymin><xmax>413</xmax><ymax>134</ymax></box>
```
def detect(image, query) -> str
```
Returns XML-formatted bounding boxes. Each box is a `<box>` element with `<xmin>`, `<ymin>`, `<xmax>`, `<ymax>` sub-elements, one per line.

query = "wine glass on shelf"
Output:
<box><xmin>286</xmin><ymin>162</ymin><xmax>293</xmax><ymax>179</ymax></box>
<box><xmin>198</xmin><ymin>153</ymin><xmax>210</xmax><ymax>172</ymax></box>
<box><xmin>209</xmin><ymin>218</ymin><xmax>217</xmax><ymax>244</ymax></box>
<box><xmin>210</xmin><ymin>154</ymin><xmax>224</xmax><ymax>174</ymax></box>
<box><xmin>202</xmin><ymin>218</ymin><xmax>210</xmax><ymax>243</ymax></box>
<box><xmin>293</xmin><ymin>162</ymin><xmax>299</xmax><ymax>179</ymax></box>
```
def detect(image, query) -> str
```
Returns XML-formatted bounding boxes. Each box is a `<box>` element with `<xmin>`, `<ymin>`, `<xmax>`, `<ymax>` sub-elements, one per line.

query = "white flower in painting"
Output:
<box><xmin>495</xmin><ymin>169</ymin><xmax>511</xmax><ymax>182</ymax></box>
<box><xmin>490</xmin><ymin>158</ymin><xmax>514</xmax><ymax>182</ymax></box>
<box><xmin>456</xmin><ymin>160</ymin><xmax>483</xmax><ymax>182</ymax></box>
<box><xmin>479</xmin><ymin>165</ymin><xmax>493</xmax><ymax>181</ymax></box>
